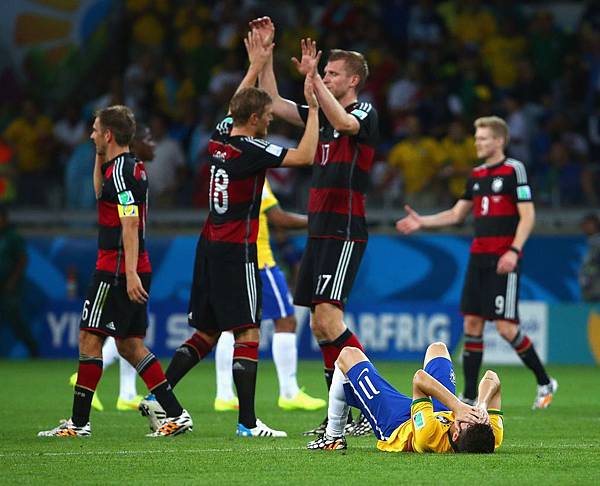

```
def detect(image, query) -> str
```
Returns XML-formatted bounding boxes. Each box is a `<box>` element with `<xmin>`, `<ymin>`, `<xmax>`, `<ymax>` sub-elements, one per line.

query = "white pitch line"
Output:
<box><xmin>0</xmin><ymin>444</ymin><xmax>375</xmax><ymax>459</ymax></box>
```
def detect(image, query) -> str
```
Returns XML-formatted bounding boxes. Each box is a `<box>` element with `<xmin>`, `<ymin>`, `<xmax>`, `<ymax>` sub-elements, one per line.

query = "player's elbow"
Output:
<box><xmin>413</xmin><ymin>369</ymin><xmax>427</xmax><ymax>386</ymax></box>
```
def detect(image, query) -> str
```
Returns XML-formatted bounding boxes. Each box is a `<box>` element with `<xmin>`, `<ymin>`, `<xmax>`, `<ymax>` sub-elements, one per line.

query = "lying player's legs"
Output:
<box><xmin>423</xmin><ymin>342</ymin><xmax>456</xmax><ymax>412</ymax></box>
<box><xmin>335</xmin><ymin>347</ymin><xmax>412</xmax><ymax>441</ymax></box>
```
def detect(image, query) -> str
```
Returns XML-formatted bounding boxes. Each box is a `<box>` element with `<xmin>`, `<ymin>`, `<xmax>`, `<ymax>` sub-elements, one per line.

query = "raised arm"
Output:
<box><xmin>229</xmin><ymin>30</ymin><xmax>273</xmax><ymax>110</ymax></box>
<box><xmin>412</xmin><ymin>369</ymin><xmax>486</xmax><ymax>424</ymax></box>
<box><xmin>280</xmin><ymin>74</ymin><xmax>319</xmax><ymax>167</ymax></box>
<box><xmin>476</xmin><ymin>370</ymin><xmax>501</xmax><ymax>410</ymax></box>
<box><xmin>251</xmin><ymin>16</ymin><xmax>305</xmax><ymax>126</ymax></box>
<box><xmin>396</xmin><ymin>199</ymin><xmax>472</xmax><ymax>235</ymax></box>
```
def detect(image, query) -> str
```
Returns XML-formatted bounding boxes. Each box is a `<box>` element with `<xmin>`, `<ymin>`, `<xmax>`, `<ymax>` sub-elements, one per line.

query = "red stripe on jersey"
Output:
<box><xmin>472</xmin><ymin>163</ymin><xmax>515</xmax><ymax>178</ymax></box>
<box><xmin>208</xmin><ymin>140</ymin><xmax>242</xmax><ymax>159</ymax></box>
<box><xmin>96</xmin><ymin>249</ymin><xmax>152</xmax><ymax>273</ymax></box>
<box><xmin>472</xmin><ymin>195</ymin><xmax>518</xmax><ymax>217</ymax></box>
<box><xmin>470</xmin><ymin>236</ymin><xmax>514</xmax><ymax>256</ymax></box>
<box><xmin>201</xmin><ymin>218</ymin><xmax>259</xmax><ymax>244</ymax></box>
<box><xmin>223</xmin><ymin>178</ymin><xmax>263</xmax><ymax>205</ymax></box>
<box><xmin>98</xmin><ymin>200</ymin><xmax>121</xmax><ymax>227</ymax></box>
<box><xmin>308</xmin><ymin>188</ymin><xmax>366</xmax><ymax>216</ymax></box>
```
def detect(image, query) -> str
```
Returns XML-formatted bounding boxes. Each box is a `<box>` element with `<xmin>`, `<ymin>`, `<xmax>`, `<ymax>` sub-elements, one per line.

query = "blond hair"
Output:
<box><xmin>474</xmin><ymin>116</ymin><xmax>510</xmax><ymax>147</ymax></box>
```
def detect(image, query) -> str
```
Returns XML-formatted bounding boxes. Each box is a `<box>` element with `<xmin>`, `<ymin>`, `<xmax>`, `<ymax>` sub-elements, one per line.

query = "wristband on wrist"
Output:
<box><xmin>509</xmin><ymin>246</ymin><xmax>520</xmax><ymax>255</ymax></box>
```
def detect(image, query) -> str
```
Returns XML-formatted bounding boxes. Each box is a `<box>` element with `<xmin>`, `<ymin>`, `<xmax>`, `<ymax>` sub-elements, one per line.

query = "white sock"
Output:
<box><xmin>215</xmin><ymin>331</ymin><xmax>236</xmax><ymax>401</ymax></box>
<box><xmin>118</xmin><ymin>356</ymin><xmax>138</xmax><ymax>401</ymax></box>
<box><xmin>325</xmin><ymin>365</ymin><xmax>350</xmax><ymax>438</ymax></box>
<box><xmin>102</xmin><ymin>337</ymin><xmax>119</xmax><ymax>369</ymax></box>
<box><xmin>273</xmin><ymin>332</ymin><xmax>300</xmax><ymax>399</ymax></box>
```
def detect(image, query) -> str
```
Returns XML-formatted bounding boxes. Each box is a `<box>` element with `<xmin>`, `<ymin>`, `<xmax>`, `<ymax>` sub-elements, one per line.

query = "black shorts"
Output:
<box><xmin>294</xmin><ymin>238</ymin><xmax>366</xmax><ymax>309</ymax></box>
<box><xmin>80</xmin><ymin>271</ymin><xmax>151</xmax><ymax>338</ymax></box>
<box><xmin>460</xmin><ymin>256</ymin><xmax>520</xmax><ymax>323</ymax></box>
<box><xmin>188</xmin><ymin>239</ymin><xmax>261</xmax><ymax>333</ymax></box>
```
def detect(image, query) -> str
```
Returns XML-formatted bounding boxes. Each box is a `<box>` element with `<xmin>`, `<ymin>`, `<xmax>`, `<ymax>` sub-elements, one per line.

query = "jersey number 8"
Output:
<box><xmin>210</xmin><ymin>166</ymin><xmax>229</xmax><ymax>214</ymax></box>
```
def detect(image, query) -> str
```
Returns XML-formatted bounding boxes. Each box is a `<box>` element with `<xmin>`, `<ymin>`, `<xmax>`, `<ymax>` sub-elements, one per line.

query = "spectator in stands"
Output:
<box><xmin>388</xmin><ymin>115</ymin><xmax>444</xmax><ymax>207</ymax></box>
<box><xmin>53</xmin><ymin>105</ymin><xmax>86</xmax><ymax>164</ymax></box>
<box><xmin>579</xmin><ymin>213</ymin><xmax>600</xmax><ymax>302</ymax></box>
<box><xmin>2</xmin><ymin>100</ymin><xmax>54</xmax><ymax>206</ymax></box>
<box><xmin>0</xmin><ymin>204</ymin><xmax>38</xmax><ymax>357</ymax></box>
<box><xmin>145</xmin><ymin>114</ymin><xmax>185</xmax><ymax>207</ymax></box>
<box><xmin>0</xmin><ymin>137</ymin><xmax>16</xmax><ymax>204</ymax></box>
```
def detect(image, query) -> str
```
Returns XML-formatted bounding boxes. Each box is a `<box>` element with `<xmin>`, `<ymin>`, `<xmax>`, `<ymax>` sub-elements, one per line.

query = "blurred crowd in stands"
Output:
<box><xmin>2</xmin><ymin>0</ymin><xmax>600</xmax><ymax>211</ymax></box>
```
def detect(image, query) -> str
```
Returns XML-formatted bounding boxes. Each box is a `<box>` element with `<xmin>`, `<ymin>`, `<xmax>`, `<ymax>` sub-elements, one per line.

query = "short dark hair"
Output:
<box><xmin>230</xmin><ymin>87</ymin><xmax>272</xmax><ymax>125</ymax></box>
<box><xmin>456</xmin><ymin>423</ymin><xmax>495</xmax><ymax>453</ymax></box>
<box><xmin>328</xmin><ymin>49</ymin><xmax>369</xmax><ymax>91</ymax></box>
<box><xmin>581</xmin><ymin>212</ymin><xmax>600</xmax><ymax>227</ymax></box>
<box><xmin>95</xmin><ymin>105</ymin><xmax>136</xmax><ymax>146</ymax></box>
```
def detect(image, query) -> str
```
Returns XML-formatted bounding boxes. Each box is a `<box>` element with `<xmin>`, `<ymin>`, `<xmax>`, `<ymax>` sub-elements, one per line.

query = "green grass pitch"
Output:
<box><xmin>1</xmin><ymin>359</ymin><xmax>599</xmax><ymax>485</ymax></box>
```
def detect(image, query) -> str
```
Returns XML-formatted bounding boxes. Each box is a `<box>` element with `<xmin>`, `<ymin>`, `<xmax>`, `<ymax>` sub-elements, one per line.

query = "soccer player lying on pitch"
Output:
<box><xmin>307</xmin><ymin>342</ymin><xmax>503</xmax><ymax>453</ymax></box>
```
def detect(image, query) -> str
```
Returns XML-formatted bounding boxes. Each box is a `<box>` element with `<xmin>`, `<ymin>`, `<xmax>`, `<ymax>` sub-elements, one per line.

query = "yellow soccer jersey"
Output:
<box><xmin>257</xmin><ymin>179</ymin><xmax>279</xmax><ymax>269</ymax></box>
<box><xmin>377</xmin><ymin>398</ymin><xmax>504</xmax><ymax>453</ymax></box>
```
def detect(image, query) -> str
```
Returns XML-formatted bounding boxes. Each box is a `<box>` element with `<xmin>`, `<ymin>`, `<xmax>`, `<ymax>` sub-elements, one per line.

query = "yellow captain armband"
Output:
<box><xmin>118</xmin><ymin>204</ymin><xmax>139</xmax><ymax>218</ymax></box>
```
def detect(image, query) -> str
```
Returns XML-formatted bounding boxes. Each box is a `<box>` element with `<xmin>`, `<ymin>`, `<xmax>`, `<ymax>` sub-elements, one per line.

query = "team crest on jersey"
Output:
<box><xmin>491</xmin><ymin>177</ymin><xmax>504</xmax><ymax>193</ymax></box>
<box><xmin>213</xmin><ymin>150</ymin><xmax>227</xmax><ymax>162</ymax></box>
<box><xmin>473</xmin><ymin>182</ymin><xmax>480</xmax><ymax>191</ymax></box>
<box><xmin>118</xmin><ymin>190</ymin><xmax>134</xmax><ymax>205</ymax></box>
<box><xmin>333</xmin><ymin>129</ymin><xmax>340</xmax><ymax>139</ymax></box>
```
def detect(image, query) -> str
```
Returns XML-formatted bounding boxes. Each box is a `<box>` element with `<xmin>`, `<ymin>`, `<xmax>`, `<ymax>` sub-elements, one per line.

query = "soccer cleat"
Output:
<box><xmin>345</xmin><ymin>412</ymin><xmax>372</xmax><ymax>437</ymax></box>
<box><xmin>236</xmin><ymin>418</ymin><xmax>287</xmax><ymax>437</ymax></box>
<box><xmin>146</xmin><ymin>409</ymin><xmax>193</xmax><ymax>437</ymax></box>
<box><xmin>303</xmin><ymin>417</ymin><xmax>328</xmax><ymax>436</ymax></box>
<box><xmin>69</xmin><ymin>372</ymin><xmax>104</xmax><ymax>412</ymax></box>
<box><xmin>532</xmin><ymin>377</ymin><xmax>558</xmax><ymax>410</ymax></box>
<box><xmin>116</xmin><ymin>395</ymin><xmax>144</xmax><ymax>411</ymax></box>
<box><xmin>38</xmin><ymin>419</ymin><xmax>91</xmax><ymax>437</ymax></box>
<box><xmin>139</xmin><ymin>394</ymin><xmax>166</xmax><ymax>432</ymax></box>
<box><xmin>307</xmin><ymin>433</ymin><xmax>347</xmax><ymax>450</ymax></box>
<box><xmin>278</xmin><ymin>389</ymin><xmax>327</xmax><ymax>411</ymax></box>
<box><xmin>214</xmin><ymin>397</ymin><xmax>239</xmax><ymax>412</ymax></box>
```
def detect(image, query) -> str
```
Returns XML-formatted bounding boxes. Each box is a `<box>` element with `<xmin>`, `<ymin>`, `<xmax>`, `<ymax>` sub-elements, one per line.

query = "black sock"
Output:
<box><xmin>165</xmin><ymin>344</ymin><xmax>200</xmax><ymax>387</ymax></box>
<box><xmin>233</xmin><ymin>358</ymin><xmax>258</xmax><ymax>429</ymax></box>
<box><xmin>510</xmin><ymin>331</ymin><xmax>550</xmax><ymax>385</ymax></box>
<box><xmin>462</xmin><ymin>334</ymin><xmax>483</xmax><ymax>400</ymax></box>
<box><xmin>72</xmin><ymin>356</ymin><xmax>103</xmax><ymax>427</ymax></box>
<box><xmin>137</xmin><ymin>352</ymin><xmax>183</xmax><ymax>417</ymax></box>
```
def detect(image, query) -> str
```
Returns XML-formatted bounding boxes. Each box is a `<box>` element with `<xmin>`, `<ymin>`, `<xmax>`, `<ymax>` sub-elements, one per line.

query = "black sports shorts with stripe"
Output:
<box><xmin>188</xmin><ymin>238</ymin><xmax>262</xmax><ymax>333</ymax></box>
<box><xmin>294</xmin><ymin>238</ymin><xmax>366</xmax><ymax>309</ymax></box>
<box><xmin>460</xmin><ymin>256</ymin><xmax>521</xmax><ymax>323</ymax></box>
<box><xmin>80</xmin><ymin>271</ymin><xmax>151</xmax><ymax>337</ymax></box>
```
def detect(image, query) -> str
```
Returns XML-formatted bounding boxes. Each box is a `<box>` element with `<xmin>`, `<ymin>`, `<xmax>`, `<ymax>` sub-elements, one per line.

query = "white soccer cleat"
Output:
<box><xmin>345</xmin><ymin>412</ymin><xmax>372</xmax><ymax>437</ymax></box>
<box><xmin>146</xmin><ymin>409</ymin><xmax>193</xmax><ymax>437</ymax></box>
<box><xmin>139</xmin><ymin>394</ymin><xmax>166</xmax><ymax>432</ymax></box>
<box><xmin>236</xmin><ymin>418</ymin><xmax>287</xmax><ymax>437</ymax></box>
<box><xmin>532</xmin><ymin>377</ymin><xmax>558</xmax><ymax>409</ymax></box>
<box><xmin>38</xmin><ymin>419</ymin><xmax>91</xmax><ymax>437</ymax></box>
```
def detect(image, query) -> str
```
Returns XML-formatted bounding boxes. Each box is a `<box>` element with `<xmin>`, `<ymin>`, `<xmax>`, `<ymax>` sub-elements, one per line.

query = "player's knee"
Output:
<box><xmin>79</xmin><ymin>331</ymin><xmax>103</xmax><ymax>356</ymax></box>
<box><xmin>464</xmin><ymin>316</ymin><xmax>484</xmax><ymax>335</ymax></box>
<box><xmin>426</xmin><ymin>342</ymin><xmax>448</xmax><ymax>355</ymax></box>
<box><xmin>336</xmin><ymin>346</ymin><xmax>366</xmax><ymax>372</ymax></box>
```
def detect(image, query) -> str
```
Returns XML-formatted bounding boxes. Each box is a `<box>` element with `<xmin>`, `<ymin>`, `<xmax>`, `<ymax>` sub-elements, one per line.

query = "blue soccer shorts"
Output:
<box><xmin>260</xmin><ymin>265</ymin><xmax>294</xmax><ymax>321</ymax></box>
<box><xmin>343</xmin><ymin>356</ymin><xmax>456</xmax><ymax>441</ymax></box>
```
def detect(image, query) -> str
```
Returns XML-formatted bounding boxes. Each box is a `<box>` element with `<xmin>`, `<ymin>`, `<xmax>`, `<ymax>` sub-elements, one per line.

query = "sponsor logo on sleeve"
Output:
<box><xmin>517</xmin><ymin>185</ymin><xmax>531</xmax><ymax>200</ymax></box>
<box><xmin>118</xmin><ymin>190</ymin><xmax>135</xmax><ymax>205</ymax></box>
<box><xmin>351</xmin><ymin>109</ymin><xmax>368</xmax><ymax>120</ymax></box>
<box><xmin>266</xmin><ymin>144</ymin><xmax>283</xmax><ymax>157</ymax></box>
<box><xmin>413</xmin><ymin>411</ymin><xmax>425</xmax><ymax>430</ymax></box>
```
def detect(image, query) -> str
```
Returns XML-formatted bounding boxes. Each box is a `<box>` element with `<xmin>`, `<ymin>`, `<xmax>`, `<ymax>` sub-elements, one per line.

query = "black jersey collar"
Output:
<box><xmin>101</xmin><ymin>151</ymin><xmax>134</xmax><ymax>173</ymax></box>
<box><xmin>482</xmin><ymin>157</ymin><xmax>506</xmax><ymax>171</ymax></box>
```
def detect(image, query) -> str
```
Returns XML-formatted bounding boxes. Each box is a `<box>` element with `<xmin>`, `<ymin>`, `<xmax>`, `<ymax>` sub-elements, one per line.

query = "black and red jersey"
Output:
<box><xmin>97</xmin><ymin>152</ymin><xmax>151</xmax><ymax>274</ymax></box>
<box><xmin>201</xmin><ymin>117</ymin><xmax>287</xmax><ymax>260</ymax></box>
<box><xmin>298</xmin><ymin>101</ymin><xmax>378</xmax><ymax>241</ymax></box>
<box><xmin>461</xmin><ymin>157</ymin><xmax>533</xmax><ymax>261</ymax></box>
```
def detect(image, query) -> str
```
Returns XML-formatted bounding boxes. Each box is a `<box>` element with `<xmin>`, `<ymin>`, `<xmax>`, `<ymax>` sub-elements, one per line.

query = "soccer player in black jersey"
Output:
<box><xmin>397</xmin><ymin>116</ymin><xmax>557</xmax><ymax>410</ymax></box>
<box><xmin>250</xmin><ymin>17</ymin><xmax>379</xmax><ymax>436</ymax></box>
<box><xmin>39</xmin><ymin>106</ymin><xmax>191</xmax><ymax>438</ymax></box>
<box><xmin>140</xmin><ymin>31</ymin><xmax>320</xmax><ymax>437</ymax></box>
